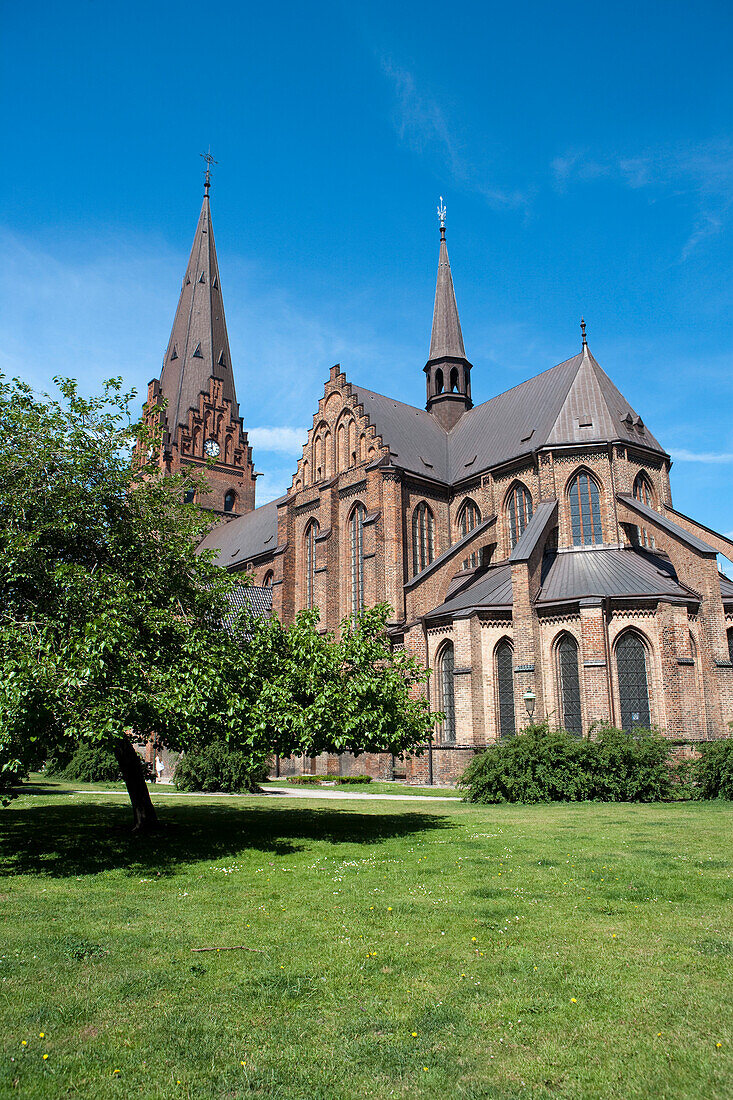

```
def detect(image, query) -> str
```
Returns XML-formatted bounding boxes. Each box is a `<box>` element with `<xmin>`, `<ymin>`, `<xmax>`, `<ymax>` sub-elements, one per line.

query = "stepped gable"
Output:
<box><xmin>158</xmin><ymin>186</ymin><xmax>239</xmax><ymax>437</ymax></box>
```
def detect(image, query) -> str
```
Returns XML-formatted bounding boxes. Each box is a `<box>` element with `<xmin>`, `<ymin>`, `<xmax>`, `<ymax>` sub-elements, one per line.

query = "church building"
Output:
<box><xmin>146</xmin><ymin>181</ymin><xmax>733</xmax><ymax>784</ymax></box>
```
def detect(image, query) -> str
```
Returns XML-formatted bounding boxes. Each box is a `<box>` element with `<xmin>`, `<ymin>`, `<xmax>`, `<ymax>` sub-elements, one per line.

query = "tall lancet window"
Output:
<box><xmin>633</xmin><ymin>472</ymin><xmax>655</xmax><ymax>548</ymax></box>
<box><xmin>438</xmin><ymin>643</ymin><xmax>456</xmax><ymax>744</ymax></box>
<box><xmin>616</xmin><ymin>631</ymin><xmax>651</xmax><ymax>732</ymax></box>
<box><xmin>458</xmin><ymin>499</ymin><xmax>481</xmax><ymax>568</ymax></box>
<box><xmin>304</xmin><ymin>521</ymin><xmax>319</xmax><ymax>609</ymax></box>
<box><xmin>349</xmin><ymin>504</ymin><xmax>366</xmax><ymax>619</ymax></box>
<box><xmin>556</xmin><ymin>633</ymin><xmax>582</xmax><ymax>737</ymax></box>
<box><xmin>568</xmin><ymin>472</ymin><xmax>603</xmax><ymax>546</ymax></box>
<box><xmin>507</xmin><ymin>483</ymin><xmax>533</xmax><ymax>549</ymax></box>
<box><xmin>412</xmin><ymin>502</ymin><xmax>436</xmax><ymax>575</ymax></box>
<box><xmin>495</xmin><ymin>639</ymin><xmax>515</xmax><ymax>741</ymax></box>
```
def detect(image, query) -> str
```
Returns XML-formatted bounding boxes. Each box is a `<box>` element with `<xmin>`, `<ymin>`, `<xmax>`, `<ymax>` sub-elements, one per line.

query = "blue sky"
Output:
<box><xmin>2</xmin><ymin>0</ymin><xmax>732</xmax><ymax>561</ymax></box>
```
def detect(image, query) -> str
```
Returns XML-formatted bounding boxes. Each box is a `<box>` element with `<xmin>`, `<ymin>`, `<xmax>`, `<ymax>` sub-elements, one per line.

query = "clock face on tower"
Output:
<box><xmin>203</xmin><ymin>438</ymin><xmax>220</xmax><ymax>459</ymax></box>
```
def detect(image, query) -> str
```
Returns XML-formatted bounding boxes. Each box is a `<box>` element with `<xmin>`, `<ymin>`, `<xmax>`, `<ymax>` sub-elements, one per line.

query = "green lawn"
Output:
<box><xmin>263</xmin><ymin>778</ymin><xmax>462</xmax><ymax>797</ymax></box>
<box><xmin>1</xmin><ymin>782</ymin><xmax>731</xmax><ymax>1099</ymax></box>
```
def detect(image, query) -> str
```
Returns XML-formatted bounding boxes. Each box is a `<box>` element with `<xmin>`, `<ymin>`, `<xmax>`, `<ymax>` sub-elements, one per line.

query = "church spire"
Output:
<box><xmin>143</xmin><ymin>169</ymin><xmax>257</xmax><ymax>518</ymax></box>
<box><xmin>424</xmin><ymin>198</ymin><xmax>473</xmax><ymax>429</ymax></box>
<box><xmin>158</xmin><ymin>172</ymin><xmax>239</xmax><ymax>439</ymax></box>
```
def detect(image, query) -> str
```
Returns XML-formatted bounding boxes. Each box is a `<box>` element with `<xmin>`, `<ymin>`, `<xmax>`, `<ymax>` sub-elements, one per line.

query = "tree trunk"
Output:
<box><xmin>113</xmin><ymin>738</ymin><xmax>160</xmax><ymax>833</ymax></box>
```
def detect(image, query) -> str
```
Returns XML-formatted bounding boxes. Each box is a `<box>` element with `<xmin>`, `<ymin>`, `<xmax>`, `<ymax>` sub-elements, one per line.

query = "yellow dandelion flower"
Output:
<box><xmin>43</xmin><ymin>1054</ymin><xmax>49</xmax><ymax>1061</ymax></box>
<box><xmin>423</xmin><ymin>1066</ymin><xmax>429</xmax><ymax>1071</ymax></box>
<box><xmin>471</xmin><ymin>937</ymin><xmax>477</xmax><ymax>942</ymax></box>
<box><xmin>411</xmin><ymin>1032</ymin><xmax>418</xmax><ymax>1037</ymax></box>
<box><xmin>39</xmin><ymin>1033</ymin><xmax>45</xmax><ymax>1039</ymax></box>
<box><xmin>657</xmin><ymin>1033</ymin><xmax>662</xmax><ymax>1038</ymax></box>
<box><xmin>21</xmin><ymin>1041</ymin><xmax>27</xmax><ymax>1047</ymax></box>
<box><xmin>716</xmin><ymin>1043</ymin><xmax>722</xmax><ymax>1048</ymax></box>
<box><xmin>388</xmin><ymin>907</ymin><xmax>393</xmax><ymax>911</ymax></box>
<box><xmin>570</xmin><ymin>998</ymin><xmax>577</xmax><ymax>1003</ymax></box>
<box><xmin>241</xmin><ymin>1060</ymin><xmax>246</xmax><ymax>1065</ymax></box>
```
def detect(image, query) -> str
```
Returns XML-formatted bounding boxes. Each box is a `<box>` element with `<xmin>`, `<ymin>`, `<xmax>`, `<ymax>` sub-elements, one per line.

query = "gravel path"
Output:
<box><xmin>69</xmin><ymin>786</ymin><xmax>460</xmax><ymax>803</ymax></box>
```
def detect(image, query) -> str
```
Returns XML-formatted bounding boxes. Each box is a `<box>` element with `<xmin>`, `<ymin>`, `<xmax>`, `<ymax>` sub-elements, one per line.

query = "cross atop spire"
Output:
<box><xmin>200</xmin><ymin>148</ymin><xmax>217</xmax><ymax>195</ymax></box>
<box><xmin>437</xmin><ymin>195</ymin><xmax>447</xmax><ymax>236</ymax></box>
<box><xmin>581</xmin><ymin>317</ymin><xmax>587</xmax><ymax>347</ymax></box>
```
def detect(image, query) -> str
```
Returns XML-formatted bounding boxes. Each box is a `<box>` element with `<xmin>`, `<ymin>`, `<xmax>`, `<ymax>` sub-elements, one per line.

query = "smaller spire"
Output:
<box><xmin>200</xmin><ymin>147</ymin><xmax>218</xmax><ymax>196</ymax></box>
<box><xmin>581</xmin><ymin>317</ymin><xmax>587</xmax><ymax>347</ymax></box>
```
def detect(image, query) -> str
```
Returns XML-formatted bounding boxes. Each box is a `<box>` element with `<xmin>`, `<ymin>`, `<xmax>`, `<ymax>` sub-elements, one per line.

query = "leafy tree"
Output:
<box><xmin>0</xmin><ymin>376</ymin><xmax>437</xmax><ymax>829</ymax></box>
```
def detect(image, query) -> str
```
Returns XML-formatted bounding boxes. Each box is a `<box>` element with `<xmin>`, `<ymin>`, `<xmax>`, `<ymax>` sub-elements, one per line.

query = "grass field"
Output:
<box><xmin>1</xmin><ymin>782</ymin><xmax>731</xmax><ymax>1099</ymax></box>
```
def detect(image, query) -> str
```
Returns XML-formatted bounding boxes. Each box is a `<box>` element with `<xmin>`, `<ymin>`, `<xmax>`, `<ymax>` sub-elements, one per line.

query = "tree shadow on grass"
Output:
<box><xmin>0</xmin><ymin>794</ymin><xmax>454</xmax><ymax>881</ymax></box>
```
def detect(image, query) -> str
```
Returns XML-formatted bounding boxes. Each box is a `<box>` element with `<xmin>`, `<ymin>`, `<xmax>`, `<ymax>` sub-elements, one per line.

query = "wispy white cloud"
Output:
<box><xmin>670</xmin><ymin>448</ymin><xmax>733</xmax><ymax>464</ymax></box>
<box><xmin>247</xmin><ymin>426</ymin><xmax>308</xmax><ymax>453</ymax></box>
<box><xmin>551</xmin><ymin>140</ymin><xmax>733</xmax><ymax>258</ymax></box>
<box><xmin>381</xmin><ymin>60</ymin><xmax>530</xmax><ymax>212</ymax></box>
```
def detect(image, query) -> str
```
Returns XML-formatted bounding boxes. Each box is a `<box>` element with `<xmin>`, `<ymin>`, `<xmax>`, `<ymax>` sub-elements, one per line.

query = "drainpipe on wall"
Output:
<box><xmin>423</xmin><ymin>615</ymin><xmax>434</xmax><ymax>786</ymax></box>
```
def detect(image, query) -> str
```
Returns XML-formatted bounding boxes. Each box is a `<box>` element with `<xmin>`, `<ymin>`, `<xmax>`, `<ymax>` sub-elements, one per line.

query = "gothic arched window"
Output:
<box><xmin>349</xmin><ymin>503</ymin><xmax>366</xmax><ymax>618</ymax></box>
<box><xmin>458</xmin><ymin>499</ymin><xmax>481</xmax><ymax>569</ymax></box>
<box><xmin>438</xmin><ymin>643</ymin><xmax>456</xmax><ymax>744</ymax></box>
<box><xmin>412</xmin><ymin>502</ymin><xmax>436</xmax><ymax>575</ymax></box>
<box><xmin>633</xmin><ymin>472</ymin><xmax>655</xmax><ymax>548</ymax></box>
<box><xmin>449</xmin><ymin>366</ymin><xmax>459</xmax><ymax>392</ymax></box>
<box><xmin>304</xmin><ymin>521</ymin><xmax>319</xmax><ymax>609</ymax></box>
<box><xmin>727</xmin><ymin>627</ymin><xmax>733</xmax><ymax>666</ymax></box>
<box><xmin>435</xmin><ymin>368</ymin><xmax>444</xmax><ymax>395</ymax></box>
<box><xmin>507</xmin><ymin>483</ymin><xmax>533</xmax><ymax>550</ymax></box>
<box><xmin>568</xmin><ymin>471</ymin><xmax>603</xmax><ymax>546</ymax></box>
<box><xmin>616</xmin><ymin>631</ymin><xmax>651</xmax><ymax>732</ymax></box>
<box><xmin>224</xmin><ymin>490</ymin><xmax>236</xmax><ymax>514</ymax></box>
<box><xmin>556</xmin><ymin>633</ymin><xmax>582</xmax><ymax>737</ymax></box>
<box><xmin>263</xmin><ymin>571</ymin><xmax>274</xmax><ymax>587</ymax></box>
<box><xmin>495</xmin><ymin>639</ymin><xmax>515</xmax><ymax>741</ymax></box>
<box><xmin>184</xmin><ymin>488</ymin><xmax>195</xmax><ymax>504</ymax></box>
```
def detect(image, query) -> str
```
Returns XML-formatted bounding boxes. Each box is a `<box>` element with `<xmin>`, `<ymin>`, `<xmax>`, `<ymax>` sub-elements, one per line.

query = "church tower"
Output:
<box><xmin>424</xmin><ymin>198</ymin><xmax>473</xmax><ymax>430</ymax></box>
<box><xmin>142</xmin><ymin>164</ymin><xmax>256</xmax><ymax>518</ymax></box>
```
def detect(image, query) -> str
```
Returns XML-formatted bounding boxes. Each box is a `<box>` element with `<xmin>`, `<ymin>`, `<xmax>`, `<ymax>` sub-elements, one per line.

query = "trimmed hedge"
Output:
<box><xmin>174</xmin><ymin>743</ymin><xmax>269</xmax><ymax>794</ymax></box>
<box><xmin>693</xmin><ymin>738</ymin><xmax>733</xmax><ymax>800</ymax></box>
<box><xmin>459</xmin><ymin>723</ymin><xmax>673</xmax><ymax>804</ymax></box>
<box><xmin>334</xmin><ymin>775</ymin><xmax>372</xmax><ymax>785</ymax></box>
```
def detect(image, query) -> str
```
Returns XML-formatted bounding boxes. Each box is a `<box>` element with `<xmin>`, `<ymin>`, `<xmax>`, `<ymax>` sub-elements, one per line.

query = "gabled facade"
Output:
<box><xmin>140</xmin><ymin>180</ymin><xmax>256</xmax><ymax>518</ymax></box>
<box><xmin>197</xmin><ymin>208</ymin><xmax>733</xmax><ymax>783</ymax></box>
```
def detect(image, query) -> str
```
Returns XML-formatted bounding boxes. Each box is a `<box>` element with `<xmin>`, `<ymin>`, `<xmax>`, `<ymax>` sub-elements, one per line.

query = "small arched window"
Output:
<box><xmin>263</xmin><ymin>571</ymin><xmax>274</xmax><ymax>587</ymax></box>
<box><xmin>438</xmin><ymin>643</ymin><xmax>456</xmax><ymax>744</ymax></box>
<box><xmin>633</xmin><ymin>472</ymin><xmax>655</xmax><ymax>548</ymax></box>
<box><xmin>412</xmin><ymin>502</ymin><xmax>436</xmax><ymax>574</ymax></box>
<box><xmin>349</xmin><ymin>503</ymin><xmax>366</xmax><ymax>619</ymax></box>
<box><xmin>727</xmin><ymin>627</ymin><xmax>733</xmax><ymax>666</ymax></box>
<box><xmin>507</xmin><ymin>483</ymin><xmax>533</xmax><ymax>549</ymax></box>
<box><xmin>568</xmin><ymin>471</ymin><xmax>603</xmax><ymax>546</ymax></box>
<box><xmin>304</xmin><ymin>521</ymin><xmax>319</xmax><ymax>609</ymax></box>
<box><xmin>224</xmin><ymin>490</ymin><xmax>236</xmax><ymax>514</ymax></box>
<box><xmin>449</xmin><ymin>366</ymin><xmax>459</xmax><ymax>392</ymax></box>
<box><xmin>324</xmin><ymin>431</ymin><xmax>332</xmax><ymax>477</ymax></box>
<box><xmin>435</xmin><ymin>368</ymin><xmax>444</xmax><ymax>395</ymax></box>
<box><xmin>556</xmin><ymin>633</ymin><xmax>582</xmax><ymax>737</ymax></box>
<box><xmin>302</xmin><ymin>459</ymin><xmax>309</xmax><ymax>488</ymax></box>
<box><xmin>458</xmin><ymin>499</ymin><xmax>481</xmax><ymax>569</ymax></box>
<box><xmin>616</xmin><ymin>631</ymin><xmax>651</xmax><ymax>732</ymax></box>
<box><xmin>495</xmin><ymin>639</ymin><xmax>515</xmax><ymax>741</ymax></box>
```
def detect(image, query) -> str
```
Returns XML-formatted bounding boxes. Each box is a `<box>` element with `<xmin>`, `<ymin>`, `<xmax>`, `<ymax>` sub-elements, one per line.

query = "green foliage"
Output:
<box><xmin>334</xmin><ymin>775</ymin><xmax>373</xmax><ymax>784</ymax></box>
<box><xmin>53</xmin><ymin>744</ymin><xmax>121</xmax><ymax>783</ymax></box>
<box><xmin>174</xmin><ymin>743</ymin><xmax>270</xmax><ymax>794</ymax></box>
<box><xmin>284</xmin><ymin>775</ymin><xmax>324</xmax><ymax>785</ymax></box>
<box><xmin>693</xmin><ymin>738</ymin><xmax>733</xmax><ymax>800</ymax></box>
<box><xmin>460</xmin><ymin>723</ymin><xmax>673</xmax><ymax>804</ymax></box>
<box><xmin>0</xmin><ymin>375</ymin><xmax>436</xmax><ymax>817</ymax></box>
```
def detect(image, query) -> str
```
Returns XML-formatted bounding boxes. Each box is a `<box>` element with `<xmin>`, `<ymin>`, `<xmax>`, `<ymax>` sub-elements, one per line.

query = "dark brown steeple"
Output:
<box><xmin>424</xmin><ymin>198</ymin><xmax>473</xmax><ymax>430</ymax></box>
<box><xmin>143</xmin><ymin>169</ymin><xmax>256</xmax><ymax>518</ymax></box>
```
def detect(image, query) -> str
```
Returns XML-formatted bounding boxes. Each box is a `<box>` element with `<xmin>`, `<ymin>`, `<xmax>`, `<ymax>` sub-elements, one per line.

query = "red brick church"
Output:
<box><xmin>145</xmin><ymin>181</ymin><xmax>733</xmax><ymax>783</ymax></box>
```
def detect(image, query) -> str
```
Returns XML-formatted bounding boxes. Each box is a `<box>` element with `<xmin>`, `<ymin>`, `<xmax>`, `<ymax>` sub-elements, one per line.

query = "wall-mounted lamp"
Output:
<box><xmin>523</xmin><ymin>690</ymin><xmax>536</xmax><ymax>720</ymax></box>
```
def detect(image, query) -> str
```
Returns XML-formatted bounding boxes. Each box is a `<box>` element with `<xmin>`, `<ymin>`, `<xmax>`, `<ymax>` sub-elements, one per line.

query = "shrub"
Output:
<box><xmin>693</xmin><ymin>738</ymin><xmax>733</xmax><ymax>800</ymax></box>
<box><xmin>589</xmin><ymin>726</ymin><xmax>672</xmax><ymax>802</ymax></box>
<box><xmin>285</xmin><ymin>775</ymin><xmax>324</xmax><ymax>785</ymax></box>
<box><xmin>174</xmin><ymin>743</ymin><xmax>269</xmax><ymax>794</ymax></box>
<box><xmin>334</xmin><ymin>775</ymin><xmax>373</xmax><ymax>785</ymax></box>
<box><xmin>459</xmin><ymin>723</ymin><xmax>595</xmax><ymax>804</ymax></box>
<box><xmin>459</xmin><ymin>723</ymin><xmax>673</xmax><ymax>804</ymax></box>
<box><xmin>55</xmin><ymin>744</ymin><xmax>121</xmax><ymax>783</ymax></box>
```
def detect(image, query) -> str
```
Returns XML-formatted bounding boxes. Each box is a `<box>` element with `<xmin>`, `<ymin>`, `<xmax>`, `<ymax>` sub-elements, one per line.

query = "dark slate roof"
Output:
<box><xmin>508</xmin><ymin>500</ymin><xmax>558</xmax><ymax>562</ymax></box>
<box><xmin>158</xmin><ymin>193</ymin><xmax>240</xmax><ymax>434</ymax></box>
<box><xmin>350</xmin><ymin>346</ymin><xmax>667</xmax><ymax>486</ymax></box>
<box><xmin>425</xmin><ymin>563</ymin><xmax>513</xmax><ymax>620</ymax></box>
<box><xmin>197</xmin><ymin>495</ymin><xmax>284</xmax><ymax>568</ymax></box>
<box><xmin>538</xmin><ymin>548</ymin><xmax>697</xmax><ymax>604</ymax></box>
<box><xmin>222</xmin><ymin>584</ymin><xmax>273</xmax><ymax>630</ymax></box>
<box><xmin>616</xmin><ymin>495</ymin><xmax>718</xmax><ymax>555</ymax></box>
<box><xmin>351</xmin><ymin>385</ymin><xmax>449</xmax><ymax>481</ymax></box>
<box><xmin>404</xmin><ymin>513</ymin><xmax>497</xmax><ymax>590</ymax></box>
<box><xmin>720</xmin><ymin>572</ymin><xmax>733</xmax><ymax>602</ymax></box>
<box><xmin>428</xmin><ymin>232</ymin><xmax>466</xmax><ymax>362</ymax></box>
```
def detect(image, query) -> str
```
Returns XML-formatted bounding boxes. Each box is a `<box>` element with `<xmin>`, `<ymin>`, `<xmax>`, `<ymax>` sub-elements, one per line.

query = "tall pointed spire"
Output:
<box><xmin>424</xmin><ymin>198</ymin><xmax>473</xmax><ymax>429</ymax></box>
<box><xmin>158</xmin><ymin>179</ymin><xmax>238</xmax><ymax>436</ymax></box>
<box><xmin>143</xmin><ymin>171</ymin><xmax>257</xmax><ymax>518</ymax></box>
